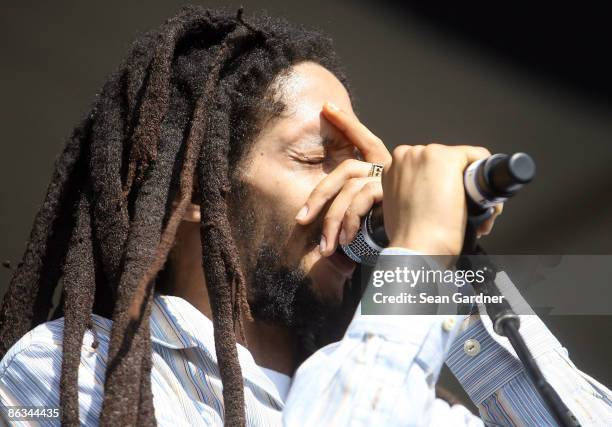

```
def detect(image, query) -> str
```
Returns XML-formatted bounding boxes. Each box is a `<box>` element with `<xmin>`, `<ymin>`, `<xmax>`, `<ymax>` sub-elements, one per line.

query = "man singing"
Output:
<box><xmin>0</xmin><ymin>6</ymin><xmax>610</xmax><ymax>426</ymax></box>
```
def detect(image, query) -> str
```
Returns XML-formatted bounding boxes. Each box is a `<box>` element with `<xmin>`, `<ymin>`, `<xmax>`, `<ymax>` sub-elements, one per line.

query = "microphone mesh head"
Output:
<box><xmin>340</xmin><ymin>215</ymin><xmax>383</xmax><ymax>266</ymax></box>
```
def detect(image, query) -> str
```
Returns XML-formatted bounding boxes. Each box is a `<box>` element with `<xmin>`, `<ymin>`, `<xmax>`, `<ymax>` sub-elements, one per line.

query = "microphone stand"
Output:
<box><xmin>458</xmin><ymin>215</ymin><xmax>578</xmax><ymax>427</ymax></box>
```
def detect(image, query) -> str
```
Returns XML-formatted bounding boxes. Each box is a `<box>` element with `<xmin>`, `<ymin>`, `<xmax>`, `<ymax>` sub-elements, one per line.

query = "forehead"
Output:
<box><xmin>261</xmin><ymin>61</ymin><xmax>353</xmax><ymax>144</ymax></box>
<box><xmin>281</xmin><ymin>61</ymin><xmax>352</xmax><ymax>117</ymax></box>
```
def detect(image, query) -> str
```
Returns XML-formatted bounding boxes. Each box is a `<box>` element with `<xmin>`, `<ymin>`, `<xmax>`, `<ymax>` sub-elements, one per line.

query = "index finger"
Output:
<box><xmin>322</xmin><ymin>101</ymin><xmax>392</xmax><ymax>166</ymax></box>
<box><xmin>450</xmin><ymin>145</ymin><xmax>492</xmax><ymax>165</ymax></box>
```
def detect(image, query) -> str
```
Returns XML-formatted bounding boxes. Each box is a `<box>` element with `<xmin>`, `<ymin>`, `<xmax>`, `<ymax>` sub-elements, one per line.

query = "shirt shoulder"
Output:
<box><xmin>0</xmin><ymin>316</ymin><xmax>110</xmax><ymax>425</ymax></box>
<box><xmin>0</xmin><ymin>315</ymin><xmax>111</xmax><ymax>374</ymax></box>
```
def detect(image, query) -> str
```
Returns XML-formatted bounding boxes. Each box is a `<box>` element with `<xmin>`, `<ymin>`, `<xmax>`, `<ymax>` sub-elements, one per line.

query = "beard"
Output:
<box><xmin>227</xmin><ymin>178</ymin><xmax>359</xmax><ymax>360</ymax></box>
<box><xmin>248</xmin><ymin>244</ymin><xmax>343</xmax><ymax>360</ymax></box>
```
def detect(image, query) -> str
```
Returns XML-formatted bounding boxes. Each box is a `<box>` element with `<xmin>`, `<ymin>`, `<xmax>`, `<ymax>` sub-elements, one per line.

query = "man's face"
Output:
<box><xmin>228</xmin><ymin>61</ymin><xmax>361</xmax><ymax>326</ymax></box>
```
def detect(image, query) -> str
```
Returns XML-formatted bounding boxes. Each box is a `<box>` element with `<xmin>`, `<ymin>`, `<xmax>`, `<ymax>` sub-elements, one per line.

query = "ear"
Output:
<box><xmin>182</xmin><ymin>202</ymin><xmax>201</xmax><ymax>223</ymax></box>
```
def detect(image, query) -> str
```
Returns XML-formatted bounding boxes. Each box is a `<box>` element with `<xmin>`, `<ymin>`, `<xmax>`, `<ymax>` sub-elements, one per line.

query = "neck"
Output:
<box><xmin>241</xmin><ymin>318</ymin><xmax>297</xmax><ymax>376</ymax></box>
<box><xmin>167</xmin><ymin>220</ymin><xmax>298</xmax><ymax>376</ymax></box>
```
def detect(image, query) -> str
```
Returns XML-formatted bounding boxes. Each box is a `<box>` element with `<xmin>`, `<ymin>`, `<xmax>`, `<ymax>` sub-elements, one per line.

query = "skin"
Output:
<box><xmin>167</xmin><ymin>61</ymin><xmax>503</xmax><ymax>375</ymax></box>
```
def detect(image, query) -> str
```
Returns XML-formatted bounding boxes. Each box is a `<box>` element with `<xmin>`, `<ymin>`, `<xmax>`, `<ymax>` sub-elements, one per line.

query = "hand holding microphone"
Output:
<box><xmin>342</xmin><ymin>151</ymin><xmax>535</xmax><ymax>264</ymax></box>
<box><xmin>381</xmin><ymin>144</ymin><xmax>496</xmax><ymax>257</ymax></box>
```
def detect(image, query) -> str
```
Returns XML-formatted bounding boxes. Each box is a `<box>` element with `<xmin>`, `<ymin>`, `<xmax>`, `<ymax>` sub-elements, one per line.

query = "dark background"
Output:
<box><xmin>1</xmin><ymin>0</ymin><xmax>611</xmax><ymax>407</ymax></box>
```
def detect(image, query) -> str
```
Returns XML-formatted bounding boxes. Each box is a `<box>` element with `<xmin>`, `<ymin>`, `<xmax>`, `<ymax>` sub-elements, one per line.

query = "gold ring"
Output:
<box><xmin>368</xmin><ymin>163</ymin><xmax>384</xmax><ymax>177</ymax></box>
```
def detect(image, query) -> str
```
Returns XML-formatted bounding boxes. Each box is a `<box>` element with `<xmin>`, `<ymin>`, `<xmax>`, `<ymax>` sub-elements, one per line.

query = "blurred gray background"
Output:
<box><xmin>1</xmin><ymin>1</ymin><xmax>610</xmax><ymax>406</ymax></box>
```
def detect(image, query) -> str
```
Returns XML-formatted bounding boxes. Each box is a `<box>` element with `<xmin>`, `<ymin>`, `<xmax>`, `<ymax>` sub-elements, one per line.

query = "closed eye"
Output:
<box><xmin>300</xmin><ymin>157</ymin><xmax>325</xmax><ymax>164</ymax></box>
<box><xmin>288</xmin><ymin>136</ymin><xmax>357</xmax><ymax>167</ymax></box>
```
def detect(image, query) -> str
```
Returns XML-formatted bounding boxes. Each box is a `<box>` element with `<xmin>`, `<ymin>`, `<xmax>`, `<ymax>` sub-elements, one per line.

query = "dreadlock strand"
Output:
<box><xmin>59</xmin><ymin>192</ymin><xmax>96</xmax><ymax>426</ymax></box>
<box><xmin>0</xmin><ymin>116</ymin><xmax>92</xmax><ymax>356</ymax></box>
<box><xmin>90</xmin><ymin>70</ymin><xmax>131</xmax><ymax>301</ymax></box>
<box><xmin>198</xmin><ymin>81</ymin><xmax>250</xmax><ymax>427</ymax></box>
<box><xmin>123</xmin><ymin>31</ymin><xmax>157</xmax><ymax>128</ymax></box>
<box><xmin>122</xmin><ymin>8</ymin><xmax>220</xmax><ymax>196</ymax></box>
<box><xmin>198</xmin><ymin>212</ymin><xmax>246</xmax><ymax>427</ymax></box>
<box><xmin>99</xmin><ymin>129</ymin><xmax>182</xmax><ymax>426</ymax></box>
<box><xmin>135</xmin><ymin>298</ymin><xmax>156</xmax><ymax>426</ymax></box>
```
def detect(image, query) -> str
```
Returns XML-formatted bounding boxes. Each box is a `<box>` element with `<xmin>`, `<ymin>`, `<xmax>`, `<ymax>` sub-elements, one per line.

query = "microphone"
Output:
<box><xmin>340</xmin><ymin>152</ymin><xmax>536</xmax><ymax>265</ymax></box>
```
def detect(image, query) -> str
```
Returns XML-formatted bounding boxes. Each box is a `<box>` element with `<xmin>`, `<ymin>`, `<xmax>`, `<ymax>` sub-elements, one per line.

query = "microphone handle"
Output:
<box><xmin>367</xmin><ymin>204</ymin><xmax>387</xmax><ymax>247</ymax></box>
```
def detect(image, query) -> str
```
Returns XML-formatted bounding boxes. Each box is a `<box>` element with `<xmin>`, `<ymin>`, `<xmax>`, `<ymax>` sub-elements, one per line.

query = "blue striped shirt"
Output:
<box><xmin>1</xmin><ymin>247</ymin><xmax>611</xmax><ymax>425</ymax></box>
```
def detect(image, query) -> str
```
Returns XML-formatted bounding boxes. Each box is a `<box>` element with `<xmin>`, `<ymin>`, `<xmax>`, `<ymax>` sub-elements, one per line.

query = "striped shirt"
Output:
<box><xmin>1</xmin><ymin>247</ymin><xmax>611</xmax><ymax>425</ymax></box>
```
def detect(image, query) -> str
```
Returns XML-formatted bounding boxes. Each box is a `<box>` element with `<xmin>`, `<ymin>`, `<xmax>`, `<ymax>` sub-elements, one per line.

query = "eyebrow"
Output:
<box><xmin>288</xmin><ymin>135</ymin><xmax>335</xmax><ymax>150</ymax></box>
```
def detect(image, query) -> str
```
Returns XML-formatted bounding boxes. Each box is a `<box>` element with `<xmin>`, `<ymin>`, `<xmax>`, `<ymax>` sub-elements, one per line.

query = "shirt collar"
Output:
<box><xmin>149</xmin><ymin>293</ymin><xmax>202</xmax><ymax>349</ymax></box>
<box><xmin>149</xmin><ymin>292</ymin><xmax>267</xmax><ymax>369</ymax></box>
<box><xmin>149</xmin><ymin>293</ymin><xmax>291</xmax><ymax>404</ymax></box>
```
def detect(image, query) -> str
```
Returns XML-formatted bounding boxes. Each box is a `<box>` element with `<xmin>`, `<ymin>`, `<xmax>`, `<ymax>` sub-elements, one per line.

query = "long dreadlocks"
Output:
<box><xmin>0</xmin><ymin>6</ymin><xmax>350</xmax><ymax>426</ymax></box>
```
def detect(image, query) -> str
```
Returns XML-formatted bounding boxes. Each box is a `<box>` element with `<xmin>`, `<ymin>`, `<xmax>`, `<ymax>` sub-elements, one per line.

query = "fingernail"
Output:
<box><xmin>319</xmin><ymin>235</ymin><xmax>327</xmax><ymax>253</ymax></box>
<box><xmin>339</xmin><ymin>229</ymin><xmax>347</xmax><ymax>245</ymax></box>
<box><xmin>326</xmin><ymin>101</ymin><xmax>339</xmax><ymax>111</ymax></box>
<box><xmin>295</xmin><ymin>205</ymin><xmax>308</xmax><ymax>221</ymax></box>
